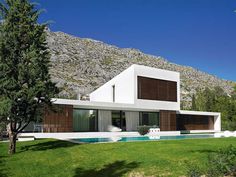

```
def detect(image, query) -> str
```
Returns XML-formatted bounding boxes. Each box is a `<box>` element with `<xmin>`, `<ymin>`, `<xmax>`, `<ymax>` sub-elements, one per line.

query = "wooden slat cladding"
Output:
<box><xmin>160</xmin><ymin>110</ymin><xmax>177</xmax><ymax>131</ymax></box>
<box><xmin>138</xmin><ymin>76</ymin><xmax>177</xmax><ymax>102</ymax></box>
<box><xmin>176</xmin><ymin>114</ymin><xmax>214</xmax><ymax>130</ymax></box>
<box><xmin>43</xmin><ymin>104</ymin><xmax>73</xmax><ymax>132</ymax></box>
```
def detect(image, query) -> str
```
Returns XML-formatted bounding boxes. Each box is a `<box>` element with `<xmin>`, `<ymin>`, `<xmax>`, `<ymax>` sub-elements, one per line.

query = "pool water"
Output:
<box><xmin>72</xmin><ymin>134</ymin><xmax>215</xmax><ymax>143</ymax></box>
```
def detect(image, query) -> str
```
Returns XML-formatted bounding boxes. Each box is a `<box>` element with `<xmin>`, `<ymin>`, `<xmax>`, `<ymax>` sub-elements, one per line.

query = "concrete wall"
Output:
<box><xmin>214</xmin><ymin>114</ymin><xmax>221</xmax><ymax>131</ymax></box>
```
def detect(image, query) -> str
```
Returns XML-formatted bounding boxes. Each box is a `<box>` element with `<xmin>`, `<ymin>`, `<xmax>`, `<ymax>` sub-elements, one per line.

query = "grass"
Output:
<box><xmin>0</xmin><ymin>137</ymin><xmax>236</xmax><ymax>177</ymax></box>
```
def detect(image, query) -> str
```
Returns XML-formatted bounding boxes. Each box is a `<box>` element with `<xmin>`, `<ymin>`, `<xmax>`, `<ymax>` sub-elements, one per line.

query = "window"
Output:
<box><xmin>138</xmin><ymin>76</ymin><xmax>177</xmax><ymax>102</ymax></box>
<box><xmin>139</xmin><ymin>112</ymin><xmax>159</xmax><ymax>127</ymax></box>
<box><xmin>112</xmin><ymin>85</ymin><xmax>115</xmax><ymax>102</ymax></box>
<box><xmin>176</xmin><ymin>114</ymin><xmax>214</xmax><ymax>130</ymax></box>
<box><xmin>73</xmin><ymin>109</ymin><xmax>98</xmax><ymax>132</ymax></box>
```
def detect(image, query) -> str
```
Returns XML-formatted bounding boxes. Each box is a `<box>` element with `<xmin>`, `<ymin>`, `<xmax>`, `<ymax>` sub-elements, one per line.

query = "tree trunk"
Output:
<box><xmin>8</xmin><ymin>131</ymin><xmax>17</xmax><ymax>155</ymax></box>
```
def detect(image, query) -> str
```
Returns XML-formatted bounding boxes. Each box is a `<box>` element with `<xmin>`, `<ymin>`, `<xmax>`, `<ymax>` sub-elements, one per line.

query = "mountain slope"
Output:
<box><xmin>47</xmin><ymin>31</ymin><xmax>235</xmax><ymax>108</ymax></box>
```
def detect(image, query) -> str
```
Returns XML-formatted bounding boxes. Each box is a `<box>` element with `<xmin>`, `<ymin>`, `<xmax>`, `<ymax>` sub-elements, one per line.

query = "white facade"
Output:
<box><xmin>27</xmin><ymin>64</ymin><xmax>221</xmax><ymax>134</ymax></box>
<box><xmin>52</xmin><ymin>98</ymin><xmax>221</xmax><ymax>132</ymax></box>
<box><xmin>51</xmin><ymin>64</ymin><xmax>221</xmax><ymax>132</ymax></box>
<box><xmin>90</xmin><ymin>64</ymin><xmax>180</xmax><ymax>111</ymax></box>
<box><xmin>90</xmin><ymin>65</ymin><xmax>135</xmax><ymax>104</ymax></box>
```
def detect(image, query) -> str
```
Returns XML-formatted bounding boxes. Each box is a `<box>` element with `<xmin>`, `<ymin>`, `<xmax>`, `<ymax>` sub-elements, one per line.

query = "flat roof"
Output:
<box><xmin>53</xmin><ymin>98</ymin><xmax>164</xmax><ymax>111</ymax></box>
<box><xmin>178</xmin><ymin>110</ymin><xmax>220</xmax><ymax>116</ymax></box>
<box><xmin>52</xmin><ymin>98</ymin><xmax>220</xmax><ymax>116</ymax></box>
<box><xmin>132</xmin><ymin>64</ymin><xmax>180</xmax><ymax>75</ymax></box>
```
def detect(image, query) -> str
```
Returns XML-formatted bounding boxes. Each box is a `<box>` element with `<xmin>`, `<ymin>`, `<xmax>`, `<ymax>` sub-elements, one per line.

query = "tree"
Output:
<box><xmin>191</xmin><ymin>94</ymin><xmax>196</xmax><ymax>111</ymax></box>
<box><xmin>194</xmin><ymin>88</ymin><xmax>207</xmax><ymax>111</ymax></box>
<box><xmin>0</xmin><ymin>0</ymin><xmax>58</xmax><ymax>154</ymax></box>
<box><xmin>232</xmin><ymin>84</ymin><xmax>236</xmax><ymax>100</ymax></box>
<box><xmin>0</xmin><ymin>120</ymin><xmax>6</xmax><ymax>141</ymax></box>
<box><xmin>192</xmin><ymin>87</ymin><xmax>236</xmax><ymax>130</ymax></box>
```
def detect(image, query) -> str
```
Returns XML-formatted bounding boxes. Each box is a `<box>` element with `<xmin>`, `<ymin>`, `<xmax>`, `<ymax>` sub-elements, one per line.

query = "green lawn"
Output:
<box><xmin>0</xmin><ymin>138</ymin><xmax>236</xmax><ymax>177</ymax></box>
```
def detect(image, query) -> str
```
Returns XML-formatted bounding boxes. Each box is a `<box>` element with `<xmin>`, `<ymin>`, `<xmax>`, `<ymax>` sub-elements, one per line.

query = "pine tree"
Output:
<box><xmin>0</xmin><ymin>0</ymin><xmax>58</xmax><ymax>154</ymax></box>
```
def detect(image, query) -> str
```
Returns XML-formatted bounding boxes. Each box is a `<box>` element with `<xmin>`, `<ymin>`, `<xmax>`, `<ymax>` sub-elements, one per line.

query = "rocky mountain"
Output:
<box><xmin>46</xmin><ymin>30</ymin><xmax>235</xmax><ymax>108</ymax></box>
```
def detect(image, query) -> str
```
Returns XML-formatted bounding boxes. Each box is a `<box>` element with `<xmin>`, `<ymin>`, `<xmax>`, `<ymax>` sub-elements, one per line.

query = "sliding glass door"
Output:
<box><xmin>139</xmin><ymin>112</ymin><xmax>159</xmax><ymax>127</ymax></box>
<box><xmin>112</xmin><ymin>111</ymin><xmax>126</xmax><ymax>131</ymax></box>
<box><xmin>73</xmin><ymin>109</ymin><xmax>98</xmax><ymax>132</ymax></box>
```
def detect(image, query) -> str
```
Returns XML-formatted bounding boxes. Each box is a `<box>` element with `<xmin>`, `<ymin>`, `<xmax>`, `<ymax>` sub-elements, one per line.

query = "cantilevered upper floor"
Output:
<box><xmin>90</xmin><ymin>64</ymin><xmax>180</xmax><ymax>111</ymax></box>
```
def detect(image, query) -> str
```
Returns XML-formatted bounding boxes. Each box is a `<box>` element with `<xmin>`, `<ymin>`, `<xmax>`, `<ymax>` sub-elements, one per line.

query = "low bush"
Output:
<box><xmin>186</xmin><ymin>145</ymin><xmax>236</xmax><ymax>177</ymax></box>
<box><xmin>207</xmin><ymin>145</ymin><xmax>236</xmax><ymax>177</ymax></box>
<box><xmin>137</xmin><ymin>126</ymin><xmax>152</xmax><ymax>135</ymax></box>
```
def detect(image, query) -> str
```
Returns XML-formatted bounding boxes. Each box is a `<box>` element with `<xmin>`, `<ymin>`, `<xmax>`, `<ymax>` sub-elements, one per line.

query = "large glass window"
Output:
<box><xmin>112</xmin><ymin>111</ymin><xmax>126</xmax><ymax>131</ymax></box>
<box><xmin>139</xmin><ymin>112</ymin><xmax>159</xmax><ymax>127</ymax></box>
<box><xmin>73</xmin><ymin>109</ymin><xmax>98</xmax><ymax>132</ymax></box>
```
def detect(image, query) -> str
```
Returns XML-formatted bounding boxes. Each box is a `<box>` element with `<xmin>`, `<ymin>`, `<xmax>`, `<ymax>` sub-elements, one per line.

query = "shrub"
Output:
<box><xmin>207</xmin><ymin>145</ymin><xmax>236</xmax><ymax>177</ymax></box>
<box><xmin>185</xmin><ymin>145</ymin><xmax>236</xmax><ymax>177</ymax></box>
<box><xmin>137</xmin><ymin>126</ymin><xmax>152</xmax><ymax>135</ymax></box>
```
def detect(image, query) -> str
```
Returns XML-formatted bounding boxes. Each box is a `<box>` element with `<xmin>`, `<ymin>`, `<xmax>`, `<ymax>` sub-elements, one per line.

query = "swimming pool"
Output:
<box><xmin>71</xmin><ymin>134</ymin><xmax>215</xmax><ymax>143</ymax></box>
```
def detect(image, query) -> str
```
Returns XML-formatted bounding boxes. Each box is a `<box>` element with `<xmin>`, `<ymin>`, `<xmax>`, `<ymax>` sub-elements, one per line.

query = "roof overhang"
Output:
<box><xmin>52</xmin><ymin>98</ymin><xmax>178</xmax><ymax>112</ymax></box>
<box><xmin>178</xmin><ymin>110</ymin><xmax>220</xmax><ymax>116</ymax></box>
<box><xmin>52</xmin><ymin>99</ymin><xmax>220</xmax><ymax>115</ymax></box>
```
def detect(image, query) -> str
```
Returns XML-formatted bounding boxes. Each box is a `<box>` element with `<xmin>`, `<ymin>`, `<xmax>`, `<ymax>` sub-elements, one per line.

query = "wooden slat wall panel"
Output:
<box><xmin>167</xmin><ymin>81</ymin><xmax>177</xmax><ymax>101</ymax></box>
<box><xmin>176</xmin><ymin>114</ymin><xmax>214</xmax><ymax>130</ymax></box>
<box><xmin>43</xmin><ymin>104</ymin><xmax>73</xmax><ymax>132</ymax></box>
<box><xmin>138</xmin><ymin>77</ymin><xmax>157</xmax><ymax>100</ymax></box>
<box><xmin>138</xmin><ymin>76</ymin><xmax>177</xmax><ymax>102</ymax></box>
<box><xmin>160</xmin><ymin>110</ymin><xmax>177</xmax><ymax>131</ymax></box>
<box><xmin>157</xmin><ymin>80</ymin><xmax>167</xmax><ymax>101</ymax></box>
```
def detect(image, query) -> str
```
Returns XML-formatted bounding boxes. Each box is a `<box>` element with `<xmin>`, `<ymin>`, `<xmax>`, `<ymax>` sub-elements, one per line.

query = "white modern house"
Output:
<box><xmin>25</xmin><ymin>64</ymin><xmax>221</xmax><ymax>134</ymax></box>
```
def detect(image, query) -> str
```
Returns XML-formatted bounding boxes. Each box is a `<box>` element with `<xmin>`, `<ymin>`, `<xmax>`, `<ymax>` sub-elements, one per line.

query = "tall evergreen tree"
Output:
<box><xmin>195</xmin><ymin>88</ymin><xmax>207</xmax><ymax>111</ymax></box>
<box><xmin>0</xmin><ymin>0</ymin><xmax>58</xmax><ymax>154</ymax></box>
<box><xmin>191</xmin><ymin>94</ymin><xmax>196</xmax><ymax>110</ymax></box>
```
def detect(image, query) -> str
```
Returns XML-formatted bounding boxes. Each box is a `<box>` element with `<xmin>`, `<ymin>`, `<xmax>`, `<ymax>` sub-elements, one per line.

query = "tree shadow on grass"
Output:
<box><xmin>189</xmin><ymin>149</ymin><xmax>217</xmax><ymax>154</ymax></box>
<box><xmin>20</xmin><ymin>139</ymin><xmax>78</xmax><ymax>152</ymax></box>
<box><xmin>74</xmin><ymin>160</ymin><xmax>140</xmax><ymax>177</ymax></box>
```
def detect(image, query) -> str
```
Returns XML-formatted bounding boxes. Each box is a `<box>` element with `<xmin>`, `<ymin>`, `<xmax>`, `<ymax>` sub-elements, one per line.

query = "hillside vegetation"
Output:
<box><xmin>46</xmin><ymin>30</ymin><xmax>235</xmax><ymax>108</ymax></box>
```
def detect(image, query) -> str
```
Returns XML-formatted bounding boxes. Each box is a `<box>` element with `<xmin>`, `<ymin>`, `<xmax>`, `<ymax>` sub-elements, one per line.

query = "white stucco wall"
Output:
<box><xmin>90</xmin><ymin>65</ymin><xmax>135</xmax><ymax>104</ymax></box>
<box><xmin>214</xmin><ymin>114</ymin><xmax>221</xmax><ymax>131</ymax></box>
